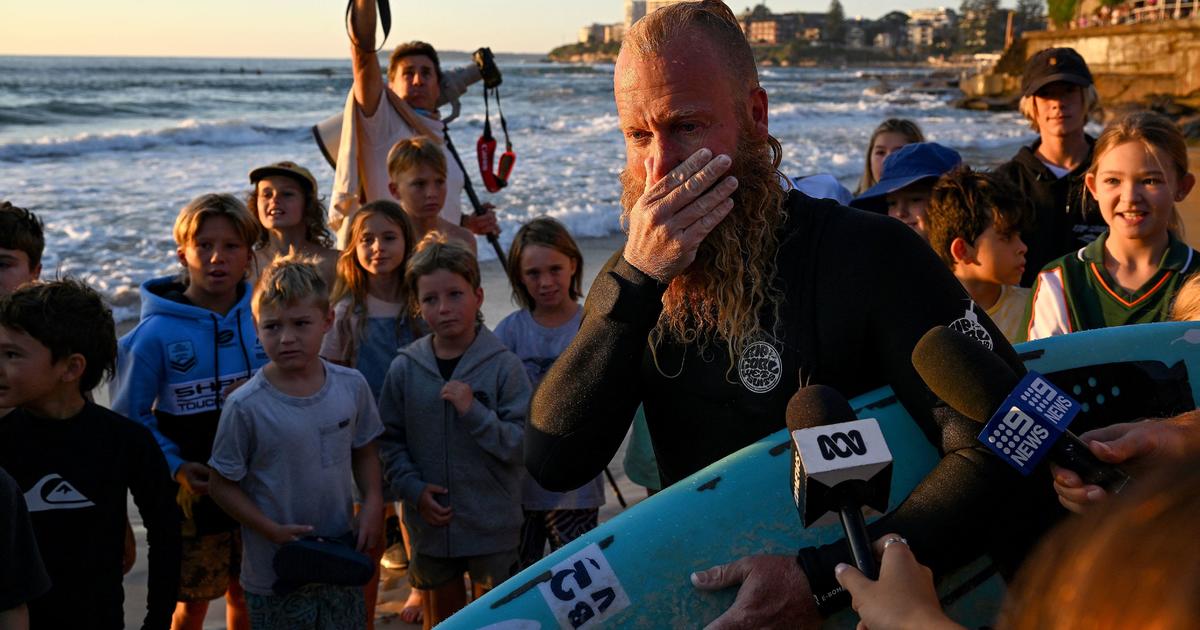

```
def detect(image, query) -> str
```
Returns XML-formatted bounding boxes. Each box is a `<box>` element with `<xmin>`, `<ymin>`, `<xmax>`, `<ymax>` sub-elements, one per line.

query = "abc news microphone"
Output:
<box><xmin>787</xmin><ymin>385</ymin><xmax>892</xmax><ymax>579</ymax></box>
<box><xmin>911</xmin><ymin>326</ymin><xmax>1130</xmax><ymax>493</ymax></box>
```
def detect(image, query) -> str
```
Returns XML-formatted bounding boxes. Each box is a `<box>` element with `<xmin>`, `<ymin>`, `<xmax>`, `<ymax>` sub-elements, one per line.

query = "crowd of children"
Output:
<box><xmin>3</xmin><ymin>44</ymin><xmax>1200</xmax><ymax>630</ymax></box>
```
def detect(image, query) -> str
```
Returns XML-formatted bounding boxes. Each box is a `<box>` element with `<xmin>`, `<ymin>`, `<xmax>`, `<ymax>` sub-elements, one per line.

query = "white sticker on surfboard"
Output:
<box><xmin>537</xmin><ymin>543</ymin><xmax>632</xmax><ymax>629</ymax></box>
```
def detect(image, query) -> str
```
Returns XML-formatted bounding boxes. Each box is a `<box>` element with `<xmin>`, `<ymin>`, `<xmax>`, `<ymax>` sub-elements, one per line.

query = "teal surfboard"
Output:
<box><xmin>444</xmin><ymin>322</ymin><xmax>1200</xmax><ymax>629</ymax></box>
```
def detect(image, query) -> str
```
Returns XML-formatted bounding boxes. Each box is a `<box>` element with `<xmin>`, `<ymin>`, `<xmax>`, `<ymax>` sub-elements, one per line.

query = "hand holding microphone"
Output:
<box><xmin>788</xmin><ymin>385</ymin><xmax>893</xmax><ymax>580</ymax></box>
<box><xmin>911</xmin><ymin>326</ymin><xmax>1131</xmax><ymax>493</ymax></box>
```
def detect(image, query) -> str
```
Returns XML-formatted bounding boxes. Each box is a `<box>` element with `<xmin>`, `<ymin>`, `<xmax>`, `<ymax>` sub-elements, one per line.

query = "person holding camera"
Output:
<box><xmin>332</xmin><ymin>0</ymin><xmax>501</xmax><ymax>248</ymax></box>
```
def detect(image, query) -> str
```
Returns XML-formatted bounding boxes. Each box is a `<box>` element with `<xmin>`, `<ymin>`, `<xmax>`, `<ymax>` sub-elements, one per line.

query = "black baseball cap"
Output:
<box><xmin>1022</xmin><ymin>47</ymin><xmax>1093</xmax><ymax>97</ymax></box>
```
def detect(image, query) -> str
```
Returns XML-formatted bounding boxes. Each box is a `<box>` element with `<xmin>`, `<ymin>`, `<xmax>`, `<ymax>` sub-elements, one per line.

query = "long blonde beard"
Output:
<box><xmin>620</xmin><ymin>134</ymin><xmax>787</xmax><ymax>376</ymax></box>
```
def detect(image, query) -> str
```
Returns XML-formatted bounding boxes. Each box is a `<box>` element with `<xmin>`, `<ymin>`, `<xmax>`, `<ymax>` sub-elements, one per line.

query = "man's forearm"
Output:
<box><xmin>527</xmin><ymin>254</ymin><xmax>663</xmax><ymax>491</ymax></box>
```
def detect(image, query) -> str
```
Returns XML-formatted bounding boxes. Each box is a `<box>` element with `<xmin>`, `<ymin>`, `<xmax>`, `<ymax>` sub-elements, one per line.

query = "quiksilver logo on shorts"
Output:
<box><xmin>738</xmin><ymin>341</ymin><xmax>783</xmax><ymax>394</ymax></box>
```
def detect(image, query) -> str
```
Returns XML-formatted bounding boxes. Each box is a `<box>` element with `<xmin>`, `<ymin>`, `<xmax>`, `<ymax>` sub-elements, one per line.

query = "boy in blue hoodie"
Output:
<box><xmin>111</xmin><ymin>193</ymin><xmax>267</xmax><ymax>628</ymax></box>
<box><xmin>378</xmin><ymin>233</ymin><xmax>531</xmax><ymax>626</ymax></box>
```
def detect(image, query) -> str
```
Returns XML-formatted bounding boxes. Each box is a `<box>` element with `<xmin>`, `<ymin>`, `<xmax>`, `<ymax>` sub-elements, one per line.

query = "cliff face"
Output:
<box><xmin>962</xmin><ymin>20</ymin><xmax>1200</xmax><ymax>108</ymax></box>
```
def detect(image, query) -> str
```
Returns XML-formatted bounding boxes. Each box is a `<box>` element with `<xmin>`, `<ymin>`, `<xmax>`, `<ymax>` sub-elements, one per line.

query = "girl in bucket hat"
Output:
<box><xmin>851</xmin><ymin>142</ymin><xmax>963</xmax><ymax>241</ymax></box>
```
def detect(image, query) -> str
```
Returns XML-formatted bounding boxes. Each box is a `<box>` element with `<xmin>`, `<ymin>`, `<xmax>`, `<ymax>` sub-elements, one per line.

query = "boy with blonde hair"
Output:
<box><xmin>111</xmin><ymin>193</ymin><xmax>267</xmax><ymax>628</ymax></box>
<box><xmin>209</xmin><ymin>254</ymin><xmax>383</xmax><ymax>629</ymax></box>
<box><xmin>386</xmin><ymin>137</ymin><xmax>477</xmax><ymax>255</ymax></box>
<box><xmin>926</xmin><ymin>166</ymin><xmax>1031</xmax><ymax>342</ymax></box>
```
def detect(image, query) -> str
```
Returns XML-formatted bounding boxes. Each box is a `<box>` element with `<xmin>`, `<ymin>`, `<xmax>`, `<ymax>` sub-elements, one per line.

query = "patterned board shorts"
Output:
<box><xmin>245</xmin><ymin>584</ymin><xmax>365</xmax><ymax>630</ymax></box>
<box><xmin>179</xmin><ymin>530</ymin><xmax>241</xmax><ymax>601</ymax></box>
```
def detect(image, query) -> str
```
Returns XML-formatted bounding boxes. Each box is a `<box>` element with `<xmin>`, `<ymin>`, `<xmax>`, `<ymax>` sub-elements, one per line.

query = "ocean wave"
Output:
<box><xmin>0</xmin><ymin>119</ymin><xmax>305</xmax><ymax>161</ymax></box>
<box><xmin>0</xmin><ymin>99</ymin><xmax>198</xmax><ymax>126</ymax></box>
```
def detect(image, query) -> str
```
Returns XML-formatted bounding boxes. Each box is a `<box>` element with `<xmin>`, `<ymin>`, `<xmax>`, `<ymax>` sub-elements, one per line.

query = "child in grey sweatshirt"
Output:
<box><xmin>377</xmin><ymin>234</ymin><xmax>531</xmax><ymax>623</ymax></box>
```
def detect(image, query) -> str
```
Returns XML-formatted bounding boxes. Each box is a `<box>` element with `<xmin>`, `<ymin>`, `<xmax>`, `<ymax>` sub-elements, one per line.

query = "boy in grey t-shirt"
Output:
<box><xmin>209</xmin><ymin>255</ymin><xmax>384</xmax><ymax>630</ymax></box>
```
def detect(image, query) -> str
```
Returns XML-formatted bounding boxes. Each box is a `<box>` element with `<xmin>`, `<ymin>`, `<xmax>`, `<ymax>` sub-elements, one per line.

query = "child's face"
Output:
<box><xmin>255</xmin><ymin>176</ymin><xmax>306</xmax><ymax>233</ymax></box>
<box><xmin>1086</xmin><ymin>141</ymin><xmax>1195</xmax><ymax>244</ymax></box>
<box><xmin>886</xmin><ymin>182</ymin><xmax>933</xmax><ymax>240</ymax></box>
<box><xmin>389</xmin><ymin>165</ymin><xmax>447</xmax><ymax>221</ymax></box>
<box><xmin>519</xmin><ymin>244</ymin><xmax>576</xmax><ymax>312</ymax></box>
<box><xmin>177</xmin><ymin>216</ymin><xmax>252</xmax><ymax>298</ymax></box>
<box><xmin>417</xmin><ymin>269</ymin><xmax>482</xmax><ymax>342</ymax></box>
<box><xmin>967</xmin><ymin>226</ymin><xmax>1027</xmax><ymax>287</ymax></box>
<box><xmin>1032</xmin><ymin>82</ymin><xmax>1087</xmax><ymax>138</ymax></box>
<box><xmin>0</xmin><ymin>248</ymin><xmax>39</xmax><ymax>296</ymax></box>
<box><xmin>255</xmin><ymin>300</ymin><xmax>333</xmax><ymax>372</ymax></box>
<box><xmin>0</xmin><ymin>323</ymin><xmax>77</xmax><ymax>409</ymax></box>
<box><xmin>870</xmin><ymin>131</ymin><xmax>910</xmax><ymax>184</ymax></box>
<box><xmin>355</xmin><ymin>214</ymin><xmax>407</xmax><ymax>278</ymax></box>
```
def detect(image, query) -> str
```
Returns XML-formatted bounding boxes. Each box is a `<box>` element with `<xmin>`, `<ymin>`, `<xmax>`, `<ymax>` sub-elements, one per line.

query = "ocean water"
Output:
<box><xmin>0</xmin><ymin>54</ymin><xmax>1039</xmax><ymax>324</ymax></box>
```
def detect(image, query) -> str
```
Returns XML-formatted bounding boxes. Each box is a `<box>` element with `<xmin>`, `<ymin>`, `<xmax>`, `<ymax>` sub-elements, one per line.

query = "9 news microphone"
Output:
<box><xmin>787</xmin><ymin>385</ymin><xmax>893</xmax><ymax>580</ymax></box>
<box><xmin>912</xmin><ymin>326</ymin><xmax>1130</xmax><ymax>492</ymax></box>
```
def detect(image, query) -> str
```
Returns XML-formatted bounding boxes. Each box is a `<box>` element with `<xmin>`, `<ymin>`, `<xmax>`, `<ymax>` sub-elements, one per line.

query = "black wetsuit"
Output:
<box><xmin>526</xmin><ymin>191</ymin><xmax>1063</xmax><ymax>613</ymax></box>
<box><xmin>993</xmin><ymin>136</ymin><xmax>1107</xmax><ymax>287</ymax></box>
<box><xmin>0</xmin><ymin>403</ymin><xmax>181</xmax><ymax>630</ymax></box>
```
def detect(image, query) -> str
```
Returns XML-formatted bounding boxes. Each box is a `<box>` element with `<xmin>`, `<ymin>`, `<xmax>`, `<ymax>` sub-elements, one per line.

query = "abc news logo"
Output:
<box><xmin>818</xmin><ymin>430</ymin><xmax>868</xmax><ymax>460</ymax></box>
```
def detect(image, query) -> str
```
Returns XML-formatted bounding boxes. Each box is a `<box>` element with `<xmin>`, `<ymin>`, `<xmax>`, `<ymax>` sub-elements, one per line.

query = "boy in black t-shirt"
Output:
<box><xmin>0</xmin><ymin>280</ymin><xmax>181</xmax><ymax>630</ymax></box>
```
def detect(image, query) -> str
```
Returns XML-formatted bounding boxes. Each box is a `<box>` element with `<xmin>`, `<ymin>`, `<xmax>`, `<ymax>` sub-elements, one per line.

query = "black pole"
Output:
<box><xmin>603</xmin><ymin>466</ymin><xmax>627</xmax><ymax>508</ymax></box>
<box><xmin>442</xmin><ymin>127</ymin><xmax>506</xmax><ymax>263</ymax></box>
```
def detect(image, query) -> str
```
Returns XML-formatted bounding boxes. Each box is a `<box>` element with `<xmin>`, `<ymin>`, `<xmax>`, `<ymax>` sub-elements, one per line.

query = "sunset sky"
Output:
<box><xmin>0</xmin><ymin>0</ymin><xmax>1008</xmax><ymax>58</ymax></box>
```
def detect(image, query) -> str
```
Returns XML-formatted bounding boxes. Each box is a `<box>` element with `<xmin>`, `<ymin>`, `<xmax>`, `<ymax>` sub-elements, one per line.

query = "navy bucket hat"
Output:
<box><xmin>850</xmin><ymin>142</ymin><xmax>962</xmax><ymax>212</ymax></box>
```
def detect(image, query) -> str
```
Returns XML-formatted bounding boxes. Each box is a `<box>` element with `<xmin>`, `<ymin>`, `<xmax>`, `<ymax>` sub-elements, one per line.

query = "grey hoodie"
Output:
<box><xmin>378</xmin><ymin>325</ymin><xmax>532</xmax><ymax>557</ymax></box>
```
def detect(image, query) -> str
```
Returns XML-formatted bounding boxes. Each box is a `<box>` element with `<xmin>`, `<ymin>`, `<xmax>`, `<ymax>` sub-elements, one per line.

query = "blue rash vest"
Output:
<box><xmin>111</xmin><ymin>276</ymin><xmax>268</xmax><ymax>483</ymax></box>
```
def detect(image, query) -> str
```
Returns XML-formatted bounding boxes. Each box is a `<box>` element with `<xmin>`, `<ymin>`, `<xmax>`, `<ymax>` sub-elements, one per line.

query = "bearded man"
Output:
<box><xmin>527</xmin><ymin>2</ymin><xmax>1048</xmax><ymax>628</ymax></box>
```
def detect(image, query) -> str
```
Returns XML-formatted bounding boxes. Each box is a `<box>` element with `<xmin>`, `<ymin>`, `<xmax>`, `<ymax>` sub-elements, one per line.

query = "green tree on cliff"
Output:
<box><xmin>1046</xmin><ymin>0</ymin><xmax>1078</xmax><ymax>27</ymax></box>
<box><xmin>825</xmin><ymin>0</ymin><xmax>846</xmax><ymax>43</ymax></box>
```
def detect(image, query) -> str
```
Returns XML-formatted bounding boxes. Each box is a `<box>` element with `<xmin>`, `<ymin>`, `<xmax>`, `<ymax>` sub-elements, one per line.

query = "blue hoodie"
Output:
<box><xmin>111</xmin><ymin>276</ymin><xmax>268</xmax><ymax>481</ymax></box>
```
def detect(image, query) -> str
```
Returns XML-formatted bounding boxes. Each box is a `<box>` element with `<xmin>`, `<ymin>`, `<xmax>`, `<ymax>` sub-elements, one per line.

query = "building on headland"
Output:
<box><xmin>740</xmin><ymin>4</ymin><xmax>828</xmax><ymax>44</ymax></box>
<box><xmin>906</xmin><ymin>7</ymin><xmax>958</xmax><ymax>50</ymax></box>
<box><xmin>578</xmin><ymin>23</ymin><xmax>607</xmax><ymax>45</ymax></box>
<box><xmin>577</xmin><ymin>0</ymin><xmax>701</xmax><ymax>45</ymax></box>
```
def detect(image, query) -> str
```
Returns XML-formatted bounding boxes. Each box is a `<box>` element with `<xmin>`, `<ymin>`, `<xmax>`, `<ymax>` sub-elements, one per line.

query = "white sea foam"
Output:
<box><xmin>0</xmin><ymin>57</ymin><xmax>1032</xmax><ymax>323</ymax></box>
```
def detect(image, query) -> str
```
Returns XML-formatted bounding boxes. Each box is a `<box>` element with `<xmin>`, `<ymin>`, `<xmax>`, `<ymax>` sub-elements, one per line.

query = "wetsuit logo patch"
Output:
<box><xmin>167</xmin><ymin>340</ymin><xmax>197</xmax><ymax>373</ymax></box>
<box><xmin>949</xmin><ymin>302</ymin><xmax>994</xmax><ymax>350</ymax></box>
<box><xmin>738</xmin><ymin>341</ymin><xmax>783</xmax><ymax>394</ymax></box>
<box><xmin>23</xmin><ymin>474</ymin><xmax>95</xmax><ymax>512</ymax></box>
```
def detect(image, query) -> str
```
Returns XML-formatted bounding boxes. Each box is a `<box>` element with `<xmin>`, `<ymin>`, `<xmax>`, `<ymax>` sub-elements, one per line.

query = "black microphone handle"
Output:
<box><xmin>838</xmin><ymin>505</ymin><xmax>878</xmax><ymax>580</ymax></box>
<box><xmin>1052</xmin><ymin>432</ymin><xmax>1131</xmax><ymax>493</ymax></box>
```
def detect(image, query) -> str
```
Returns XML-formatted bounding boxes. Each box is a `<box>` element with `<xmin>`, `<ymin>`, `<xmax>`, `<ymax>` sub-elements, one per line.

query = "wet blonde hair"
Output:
<box><xmin>405</xmin><ymin>232</ymin><xmax>483</xmax><ymax>322</ymax></box>
<box><xmin>1018</xmin><ymin>84</ymin><xmax>1099</xmax><ymax>133</ymax></box>
<box><xmin>855</xmin><ymin>118</ymin><xmax>925</xmax><ymax>196</ymax></box>
<box><xmin>1088</xmin><ymin>111</ymin><xmax>1189</xmax><ymax>238</ymax></box>
<box><xmin>173</xmin><ymin>193</ymin><xmax>259</xmax><ymax>249</ymax></box>
<box><xmin>252</xmin><ymin>252</ymin><xmax>330</xmax><ymax>320</ymax></box>
<box><xmin>387</xmin><ymin>137</ymin><xmax>447</xmax><ymax>184</ymax></box>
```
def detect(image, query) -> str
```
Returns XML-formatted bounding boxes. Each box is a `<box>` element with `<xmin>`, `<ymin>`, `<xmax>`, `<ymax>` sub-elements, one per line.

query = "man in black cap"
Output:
<box><xmin>994</xmin><ymin>47</ymin><xmax>1108</xmax><ymax>287</ymax></box>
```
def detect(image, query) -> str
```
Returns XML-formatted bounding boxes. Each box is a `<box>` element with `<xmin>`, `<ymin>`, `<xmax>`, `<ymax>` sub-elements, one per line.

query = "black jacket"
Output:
<box><xmin>526</xmin><ymin>191</ymin><xmax>1059</xmax><ymax>613</ymax></box>
<box><xmin>993</xmin><ymin>137</ymin><xmax>1107</xmax><ymax>287</ymax></box>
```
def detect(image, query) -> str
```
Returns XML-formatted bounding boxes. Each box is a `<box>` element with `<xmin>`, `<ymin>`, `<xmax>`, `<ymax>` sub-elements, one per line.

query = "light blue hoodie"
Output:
<box><xmin>110</xmin><ymin>276</ymin><xmax>267</xmax><ymax>480</ymax></box>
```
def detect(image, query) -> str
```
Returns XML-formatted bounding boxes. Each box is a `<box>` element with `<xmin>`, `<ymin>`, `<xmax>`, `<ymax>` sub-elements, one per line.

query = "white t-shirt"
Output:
<box><xmin>357</xmin><ymin>89</ymin><xmax>465</xmax><ymax>224</ymax></box>
<box><xmin>1039</xmin><ymin>159</ymin><xmax>1073</xmax><ymax>179</ymax></box>
<box><xmin>208</xmin><ymin>362</ymin><xmax>384</xmax><ymax>595</ymax></box>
